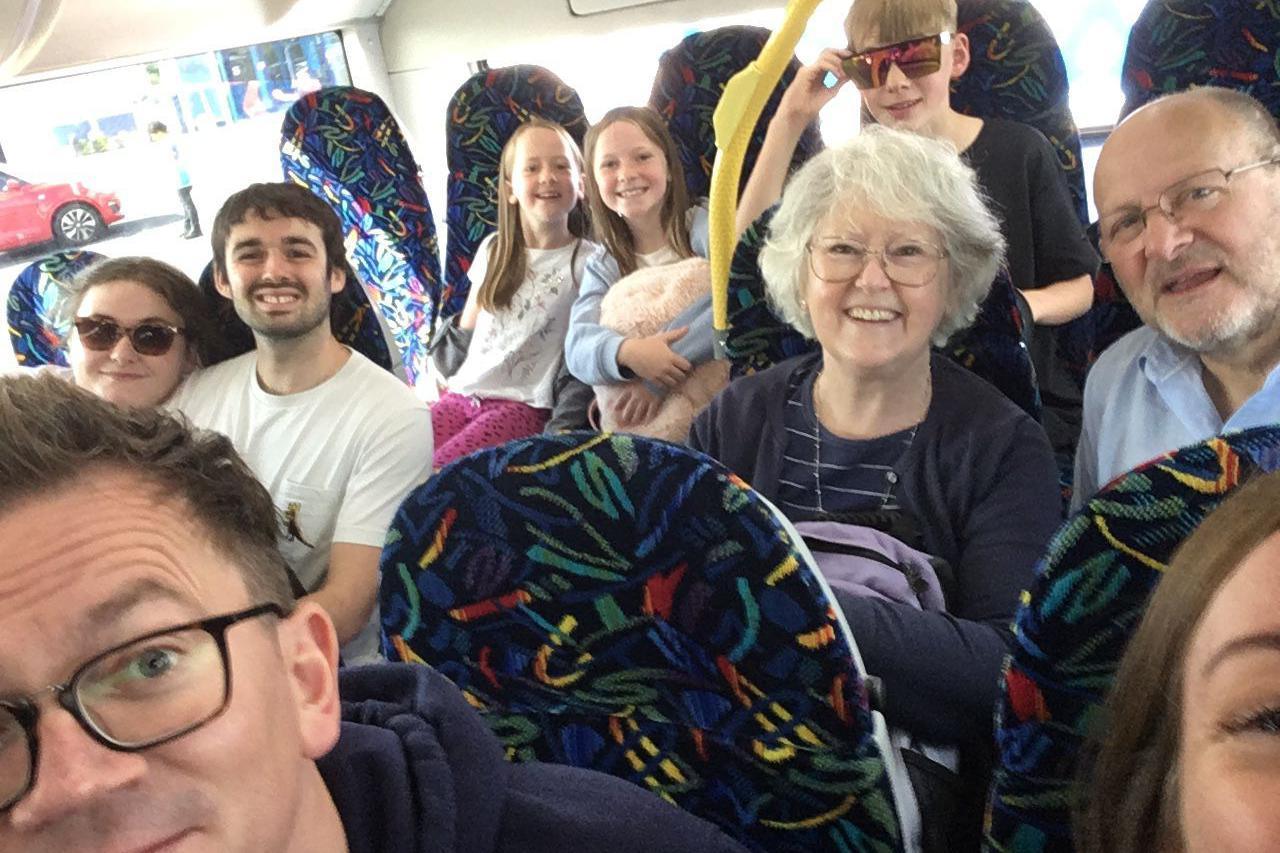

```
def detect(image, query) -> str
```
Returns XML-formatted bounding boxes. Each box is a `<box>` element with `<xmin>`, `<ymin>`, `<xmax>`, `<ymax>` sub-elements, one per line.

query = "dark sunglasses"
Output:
<box><xmin>72</xmin><ymin>317</ymin><xmax>185</xmax><ymax>356</ymax></box>
<box><xmin>842</xmin><ymin>32</ymin><xmax>952</xmax><ymax>90</ymax></box>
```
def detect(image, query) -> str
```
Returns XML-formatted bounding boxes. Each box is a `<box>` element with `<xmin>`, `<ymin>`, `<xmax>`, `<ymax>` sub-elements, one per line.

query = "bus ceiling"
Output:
<box><xmin>0</xmin><ymin>0</ymin><xmax>384</xmax><ymax>80</ymax></box>
<box><xmin>2</xmin><ymin>0</ymin><xmax>784</xmax><ymax>82</ymax></box>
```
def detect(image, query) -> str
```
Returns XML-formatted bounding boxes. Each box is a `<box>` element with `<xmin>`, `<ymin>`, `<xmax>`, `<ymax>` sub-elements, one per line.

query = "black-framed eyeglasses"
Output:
<box><xmin>807</xmin><ymin>236</ymin><xmax>948</xmax><ymax>287</ymax></box>
<box><xmin>0</xmin><ymin>602</ymin><xmax>284</xmax><ymax>811</ymax></box>
<box><xmin>1097</xmin><ymin>155</ymin><xmax>1280</xmax><ymax>256</ymax></box>
<box><xmin>72</xmin><ymin>317</ymin><xmax>186</xmax><ymax>357</ymax></box>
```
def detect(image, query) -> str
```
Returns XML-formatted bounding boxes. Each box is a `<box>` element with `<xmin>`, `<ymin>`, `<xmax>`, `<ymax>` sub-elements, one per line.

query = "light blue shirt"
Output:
<box><xmin>1072</xmin><ymin>325</ymin><xmax>1280</xmax><ymax>510</ymax></box>
<box><xmin>564</xmin><ymin>205</ymin><xmax>711</xmax><ymax>385</ymax></box>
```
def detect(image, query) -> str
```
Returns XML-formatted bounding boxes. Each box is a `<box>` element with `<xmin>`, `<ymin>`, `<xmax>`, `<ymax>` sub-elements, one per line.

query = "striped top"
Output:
<box><xmin>777</xmin><ymin>367</ymin><xmax>916</xmax><ymax>520</ymax></box>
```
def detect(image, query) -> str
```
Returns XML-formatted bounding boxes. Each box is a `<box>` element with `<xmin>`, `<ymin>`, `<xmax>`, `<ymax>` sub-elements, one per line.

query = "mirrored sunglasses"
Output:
<box><xmin>842</xmin><ymin>32</ymin><xmax>952</xmax><ymax>90</ymax></box>
<box><xmin>72</xmin><ymin>317</ymin><xmax>184</xmax><ymax>357</ymax></box>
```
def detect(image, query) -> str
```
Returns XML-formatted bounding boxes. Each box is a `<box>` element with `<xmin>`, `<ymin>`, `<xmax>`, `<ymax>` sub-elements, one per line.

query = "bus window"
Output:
<box><xmin>0</xmin><ymin>31</ymin><xmax>352</xmax><ymax>372</ymax></box>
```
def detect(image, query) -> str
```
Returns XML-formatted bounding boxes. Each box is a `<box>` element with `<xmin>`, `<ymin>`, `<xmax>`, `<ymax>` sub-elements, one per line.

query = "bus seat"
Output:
<box><xmin>1120</xmin><ymin>0</ymin><xmax>1280</xmax><ymax>118</ymax></box>
<box><xmin>953</xmin><ymin>0</ymin><xmax>1108</xmax><ymax>407</ymax></box>
<box><xmin>380</xmin><ymin>432</ymin><xmax>912</xmax><ymax>853</ymax></box>
<box><xmin>953</xmin><ymin>0</ymin><xmax>1086</xmax><ymax>224</ymax></box>
<box><xmin>6</xmin><ymin>250</ymin><xmax>105</xmax><ymax>367</ymax></box>
<box><xmin>984</xmin><ymin>424</ymin><xmax>1280</xmax><ymax>853</ymax></box>
<box><xmin>647</xmin><ymin>26</ymin><xmax>822</xmax><ymax>201</ymax></box>
<box><xmin>280</xmin><ymin>86</ymin><xmax>440</xmax><ymax>385</ymax></box>
<box><xmin>1084</xmin><ymin>224</ymin><xmax>1141</xmax><ymax>395</ymax></box>
<box><xmin>444</xmin><ymin>66</ymin><xmax>589</xmax><ymax>316</ymax></box>
<box><xmin>723</xmin><ymin>207</ymin><xmax>1041</xmax><ymax>421</ymax></box>
<box><xmin>196</xmin><ymin>259</ymin><xmax>402</xmax><ymax>379</ymax></box>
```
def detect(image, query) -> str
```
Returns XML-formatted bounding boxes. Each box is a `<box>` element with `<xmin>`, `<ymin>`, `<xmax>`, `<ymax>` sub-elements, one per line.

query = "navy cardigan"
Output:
<box><xmin>689</xmin><ymin>352</ymin><xmax>1061</xmax><ymax>744</ymax></box>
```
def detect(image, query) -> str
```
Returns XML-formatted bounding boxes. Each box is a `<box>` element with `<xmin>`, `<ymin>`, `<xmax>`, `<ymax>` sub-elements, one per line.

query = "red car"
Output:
<box><xmin>0</xmin><ymin>166</ymin><xmax>123</xmax><ymax>252</ymax></box>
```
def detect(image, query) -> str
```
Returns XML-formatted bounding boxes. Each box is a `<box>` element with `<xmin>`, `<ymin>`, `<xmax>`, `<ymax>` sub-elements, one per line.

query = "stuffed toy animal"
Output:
<box><xmin>596</xmin><ymin>257</ymin><xmax>729</xmax><ymax>442</ymax></box>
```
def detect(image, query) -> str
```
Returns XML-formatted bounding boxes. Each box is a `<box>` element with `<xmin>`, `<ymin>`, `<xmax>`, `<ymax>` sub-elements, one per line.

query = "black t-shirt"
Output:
<box><xmin>963</xmin><ymin>117</ymin><xmax>1100</xmax><ymax>456</ymax></box>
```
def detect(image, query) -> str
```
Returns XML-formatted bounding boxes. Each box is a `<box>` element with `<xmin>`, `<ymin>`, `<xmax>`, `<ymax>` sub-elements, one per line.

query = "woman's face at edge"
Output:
<box><xmin>1177</xmin><ymin>529</ymin><xmax>1280</xmax><ymax>852</ymax></box>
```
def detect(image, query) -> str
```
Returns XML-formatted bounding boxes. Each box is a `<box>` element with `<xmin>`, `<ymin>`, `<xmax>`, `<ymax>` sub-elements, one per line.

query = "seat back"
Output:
<box><xmin>723</xmin><ymin>208</ymin><xmax>1040</xmax><ymax>419</ymax></box>
<box><xmin>196</xmin><ymin>259</ymin><xmax>399</xmax><ymax>376</ymax></box>
<box><xmin>1121</xmin><ymin>0</ymin><xmax>1280</xmax><ymax>118</ymax></box>
<box><xmin>953</xmin><ymin>0</ymin><xmax>1085</xmax><ymax>223</ymax></box>
<box><xmin>444</xmin><ymin>66</ymin><xmax>589</xmax><ymax>315</ymax></box>
<box><xmin>280</xmin><ymin>86</ymin><xmax>440</xmax><ymax>384</ymax></box>
<box><xmin>6</xmin><ymin>250</ymin><xmax>106</xmax><ymax>367</ymax></box>
<box><xmin>380</xmin><ymin>432</ymin><xmax>910</xmax><ymax>853</ymax></box>
<box><xmin>985</xmin><ymin>425</ymin><xmax>1280</xmax><ymax>853</ymax></box>
<box><xmin>647</xmin><ymin>26</ymin><xmax>823</xmax><ymax>201</ymax></box>
<box><xmin>952</xmin><ymin>0</ymin><xmax>1104</xmax><ymax>393</ymax></box>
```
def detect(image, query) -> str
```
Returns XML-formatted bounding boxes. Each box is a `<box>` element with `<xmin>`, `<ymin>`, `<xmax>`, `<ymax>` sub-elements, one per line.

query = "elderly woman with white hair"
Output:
<box><xmin>690</xmin><ymin>126</ymin><xmax>1060</xmax><ymax>750</ymax></box>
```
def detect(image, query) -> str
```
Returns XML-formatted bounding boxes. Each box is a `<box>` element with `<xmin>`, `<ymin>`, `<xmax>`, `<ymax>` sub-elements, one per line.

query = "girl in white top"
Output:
<box><xmin>432</xmin><ymin>118</ymin><xmax>594</xmax><ymax>467</ymax></box>
<box><xmin>564</xmin><ymin>106</ymin><xmax>713</xmax><ymax>428</ymax></box>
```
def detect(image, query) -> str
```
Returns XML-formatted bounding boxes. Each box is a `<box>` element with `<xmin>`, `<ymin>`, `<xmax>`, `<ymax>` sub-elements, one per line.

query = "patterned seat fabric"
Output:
<box><xmin>724</xmin><ymin>208</ymin><xmax>1040</xmax><ymax>420</ymax></box>
<box><xmin>1085</xmin><ymin>224</ymin><xmax>1141</xmax><ymax>374</ymax></box>
<box><xmin>985</xmin><ymin>425</ymin><xmax>1280</xmax><ymax>853</ymax></box>
<box><xmin>953</xmin><ymin>0</ymin><xmax>1106</xmax><ymax>393</ymax></box>
<box><xmin>1121</xmin><ymin>0</ymin><xmax>1280</xmax><ymax>118</ymax></box>
<box><xmin>196</xmin><ymin>260</ymin><xmax>397</xmax><ymax>374</ymax></box>
<box><xmin>281</xmin><ymin>86</ymin><xmax>441</xmax><ymax>385</ymax></box>
<box><xmin>722</xmin><ymin>211</ymin><xmax>813</xmax><ymax>379</ymax></box>
<box><xmin>6</xmin><ymin>250</ymin><xmax>106</xmax><ymax>367</ymax></box>
<box><xmin>381</xmin><ymin>432</ymin><xmax>908</xmax><ymax>853</ymax></box>
<box><xmin>444</xmin><ymin>66</ymin><xmax>589</xmax><ymax>316</ymax></box>
<box><xmin>647</xmin><ymin>26</ymin><xmax>823</xmax><ymax>201</ymax></box>
<box><xmin>953</xmin><ymin>0</ymin><xmax>1086</xmax><ymax>223</ymax></box>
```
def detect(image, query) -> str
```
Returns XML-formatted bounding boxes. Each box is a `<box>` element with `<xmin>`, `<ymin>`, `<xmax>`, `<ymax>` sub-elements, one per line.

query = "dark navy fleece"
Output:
<box><xmin>318</xmin><ymin>664</ymin><xmax>748</xmax><ymax>853</ymax></box>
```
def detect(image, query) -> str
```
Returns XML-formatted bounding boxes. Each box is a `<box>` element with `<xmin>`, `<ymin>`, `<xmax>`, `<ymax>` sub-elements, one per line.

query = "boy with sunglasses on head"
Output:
<box><xmin>738</xmin><ymin>0</ymin><xmax>1099</xmax><ymax>464</ymax></box>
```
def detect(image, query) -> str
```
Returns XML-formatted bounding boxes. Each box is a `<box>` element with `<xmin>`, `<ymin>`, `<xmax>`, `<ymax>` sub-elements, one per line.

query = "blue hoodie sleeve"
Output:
<box><xmin>565</xmin><ymin>246</ymin><xmax>629</xmax><ymax>385</ymax></box>
<box><xmin>688</xmin><ymin>203</ymin><xmax>710</xmax><ymax>257</ymax></box>
<box><xmin>664</xmin><ymin>204</ymin><xmax>715</xmax><ymax>367</ymax></box>
<box><xmin>666</xmin><ymin>293</ymin><xmax>716</xmax><ymax>368</ymax></box>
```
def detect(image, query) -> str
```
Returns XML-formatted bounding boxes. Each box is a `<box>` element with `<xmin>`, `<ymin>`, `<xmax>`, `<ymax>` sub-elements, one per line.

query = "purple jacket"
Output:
<box><xmin>796</xmin><ymin>520</ymin><xmax>949</xmax><ymax>612</ymax></box>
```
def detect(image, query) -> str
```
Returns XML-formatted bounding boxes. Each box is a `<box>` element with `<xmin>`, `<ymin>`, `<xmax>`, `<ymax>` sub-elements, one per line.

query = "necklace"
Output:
<box><xmin>809</xmin><ymin>367</ymin><xmax>931</xmax><ymax>515</ymax></box>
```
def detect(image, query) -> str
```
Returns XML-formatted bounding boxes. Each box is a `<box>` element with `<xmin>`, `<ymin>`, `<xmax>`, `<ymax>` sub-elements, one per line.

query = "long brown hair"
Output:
<box><xmin>582</xmin><ymin>106</ymin><xmax>693</xmax><ymax>276</ymax></box>
<box><xmin>476</xmin><ymin>118</ymin><xmax>588</xmax><ymax>312</ymax></box>
<box><xmin>1075</xmin><ymin>469</ymin><xmax>1280</xmax><ymax>853</ymax></box>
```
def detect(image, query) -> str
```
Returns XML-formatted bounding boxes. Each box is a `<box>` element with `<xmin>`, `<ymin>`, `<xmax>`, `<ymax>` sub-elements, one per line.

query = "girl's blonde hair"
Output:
<box><xmin>476</xmin><ymin>118</ymin><xmax>588</xmax><ymax>312</ymax></box>
<box><xmin>582</xmin><ymin>106</ymin><xmax>693</xmax><ymax>277</ymax></box>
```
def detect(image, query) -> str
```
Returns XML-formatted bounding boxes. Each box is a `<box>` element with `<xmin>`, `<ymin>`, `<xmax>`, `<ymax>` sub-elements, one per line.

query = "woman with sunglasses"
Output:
<box><xmin>737</xmin><ymin>0</ymin><xmax>1099</xmax><ymax>474</ymax></box>
<box><xmin>59</xmin><ymin>256</ymin><xmax>211</xmax><ymax>408</ymax></box>
<box><xmin>691</xmin><ymin>128</ymin><xmax>1060</xmax><ymax>848</ymax></box>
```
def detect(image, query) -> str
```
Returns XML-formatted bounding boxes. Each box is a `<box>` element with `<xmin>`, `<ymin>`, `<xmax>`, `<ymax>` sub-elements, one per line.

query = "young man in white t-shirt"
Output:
<box><xmin>170</xmin><ymin>182</ymin><xmax>432</xmax><ymax>662</ymax></box>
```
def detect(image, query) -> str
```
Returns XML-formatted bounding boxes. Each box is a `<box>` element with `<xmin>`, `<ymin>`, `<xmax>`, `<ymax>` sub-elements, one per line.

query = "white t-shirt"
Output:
<box><xmin>636</xmin><ymin>245</ymin><xmax>682</xmax><ymax>268</ymax></box>
<box><xmin>448</xmin><ymin>235</ymin><xmax>594</xmax><ymax>408</ymax></box>
<box><xmin>168</xmin><ymin>348</ymin><xmax>433</xmax><ymax>662</ymax></box>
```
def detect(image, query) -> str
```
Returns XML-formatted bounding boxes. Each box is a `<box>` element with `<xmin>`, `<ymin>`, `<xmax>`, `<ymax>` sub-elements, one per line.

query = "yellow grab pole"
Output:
<box><xmin>708</xmin><ymin>0</ymin><xmax>822</xmax><ymax>354</ymax></box>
